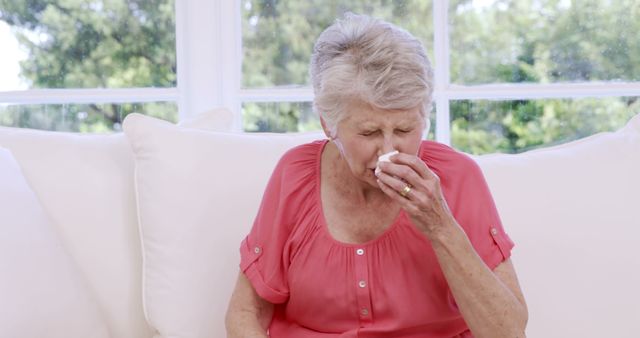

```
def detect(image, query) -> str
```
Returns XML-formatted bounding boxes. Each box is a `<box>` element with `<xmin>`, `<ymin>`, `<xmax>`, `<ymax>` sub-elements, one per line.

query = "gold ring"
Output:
<box><xmin>400</xmin><ymin>185</ymin><xmax>412</xmax><ymax>198</ymax></box>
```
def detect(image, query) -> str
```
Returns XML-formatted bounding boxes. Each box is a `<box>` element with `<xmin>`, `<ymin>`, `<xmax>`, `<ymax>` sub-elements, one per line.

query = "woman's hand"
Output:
<box><xmin>375</xmin><ymin>152</ymin><xmax>455</xmax><ymax>237</ymax></box>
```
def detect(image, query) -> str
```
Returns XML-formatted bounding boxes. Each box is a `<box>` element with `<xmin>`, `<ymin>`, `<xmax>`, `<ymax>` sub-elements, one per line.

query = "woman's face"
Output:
<box><xmin>328</xmin><ymin>99</ymin><xmax>426</xmax><ymax>189</ymax></box>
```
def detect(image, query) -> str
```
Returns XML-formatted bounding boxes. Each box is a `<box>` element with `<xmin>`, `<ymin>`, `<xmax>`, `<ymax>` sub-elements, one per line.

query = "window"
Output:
<box><xmin>0</xmin><ymin>0</ymin><xmax>178</xmax><ymax>132</ymax></box>
<box><xmin>450</xmin><ymin>98</ymin><xmax>639</xmax><ymax>154</ymax></box>
<box><xmin>2</xmin><ymin>1</ymin><xmax>639</xmax><ymax>154</ymax></box>
<box><xmin>237</xmin><ymin>0</ymin><xmax>640</xmax><ymax>154</ymax></box>
<box><xmin>445</xmin><ymin>0</ymin><xmax>640</xmax><ymax>154</ymax></box>
<box><xmin>450</xmin><ymin>0</ymin><xmax>640</xmax><ymax>84</ymax></box>
<box><xmin>240</xmin><ymin>0</ymin><xmax>434</xmax><ymax>133</ymax></box>
<box><xmin>242</xmin><ymin>1</ymin><xmax>434</xmax><ymax>88</ymax></box>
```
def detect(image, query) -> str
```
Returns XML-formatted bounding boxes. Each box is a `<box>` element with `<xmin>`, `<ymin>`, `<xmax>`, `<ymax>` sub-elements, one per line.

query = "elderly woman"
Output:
<box><xmin>226</xmin><ymin>13</ymin><xmax>528</xmax><ymax>338</ymax></box>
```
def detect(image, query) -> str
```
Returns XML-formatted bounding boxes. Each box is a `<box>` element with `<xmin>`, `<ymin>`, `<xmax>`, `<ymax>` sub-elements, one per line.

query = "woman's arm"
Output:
<box><xmin>429</xmin><ymin>222</ymin><xmax>528</xmax><ymax>338</ymax></box>
<box><xmin>225</xmin><ymin>272</ymin><xmax>274</xmax><ymax>338</ymax></box>
<box><xmin>376</xmin><ymin>154</ymin><xmax>528</xmax><ymax>337</ymax></box>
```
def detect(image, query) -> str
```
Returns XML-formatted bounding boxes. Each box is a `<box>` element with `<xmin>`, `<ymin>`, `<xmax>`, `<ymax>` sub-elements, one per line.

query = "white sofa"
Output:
<box><xmin>1</xmin><ymin>109</ymin><xmax>638</xmax><ymax>338</ymax></box>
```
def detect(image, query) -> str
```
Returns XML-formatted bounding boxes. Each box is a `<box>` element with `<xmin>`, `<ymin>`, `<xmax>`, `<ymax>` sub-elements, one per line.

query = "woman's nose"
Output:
<box><xmin>378</xmin><ymin>135</ymin><xmax>397</xmax><ymax>155</ymax></box>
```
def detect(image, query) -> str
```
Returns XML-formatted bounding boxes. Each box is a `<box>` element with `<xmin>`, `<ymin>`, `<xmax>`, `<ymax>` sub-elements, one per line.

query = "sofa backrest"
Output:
<box><xmin>2</xmin><ymin>110</ymin><xmax>639</xmax><ymax>338</ymax></box>
<box><xmin>0</xmin><ymin>127</ymin><xmax>151</xmax><ymax>338</ymax></box>
<box><xmin>473</xmin><ymin>113</ymin><xmax>640</xmax><ymax>337</ymax></box>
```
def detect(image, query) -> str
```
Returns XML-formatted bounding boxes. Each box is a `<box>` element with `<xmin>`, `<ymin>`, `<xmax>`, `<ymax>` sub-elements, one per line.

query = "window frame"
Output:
<box><xmin>1</xmin><ymin>0</ymin><xmax>640</xmax><ymax>144</ymax></box>
<box><xmin>230</xmin><ymin>0</ymin><xmax>640</xmax><ymax>144</ymax></box>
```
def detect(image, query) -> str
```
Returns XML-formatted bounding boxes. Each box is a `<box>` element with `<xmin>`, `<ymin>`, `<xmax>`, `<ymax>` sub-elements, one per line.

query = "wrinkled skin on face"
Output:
<box><xmin>322</xmin><ymin>99</ymin><xmax>426</xmax><ymax>193</ymax></box>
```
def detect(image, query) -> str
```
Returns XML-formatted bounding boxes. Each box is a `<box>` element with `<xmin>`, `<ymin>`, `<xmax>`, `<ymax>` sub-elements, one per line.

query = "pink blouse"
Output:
<box><xmin>240</xmin><ymin>139</ymin><xmax>514</xmax><ymax>338</ymax></box>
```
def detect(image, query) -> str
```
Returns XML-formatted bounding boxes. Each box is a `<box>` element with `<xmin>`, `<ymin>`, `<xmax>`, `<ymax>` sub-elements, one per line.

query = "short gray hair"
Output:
<box><xmin>310</xmin><ymin>13</ymin><xmax>434</xmax><ymax>136</ymax></box>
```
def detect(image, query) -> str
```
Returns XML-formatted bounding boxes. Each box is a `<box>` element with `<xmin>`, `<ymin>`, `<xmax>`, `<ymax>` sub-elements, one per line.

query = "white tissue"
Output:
<box><xmin>375</xmin><ymin>150</ymin><xmax>399</xmax><ymax>176</ymax></box>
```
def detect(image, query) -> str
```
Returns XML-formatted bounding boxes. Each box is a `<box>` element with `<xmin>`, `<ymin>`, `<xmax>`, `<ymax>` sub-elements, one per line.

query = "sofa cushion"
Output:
<box><xmin>473</xmin><ymin>113</ymin><xmax>640</xmax><ymax>337</ymax></box>
<box><xmin>0</xmin><ymin>127</ymin><xmax>150</xmax><ymax>338</ymax></box>
<box><xmin>123</xmin><ymin>113</ymin><xmax>323</xmax><ymax>338</ymax></box>
<box><xmin>0</xmin><ymin>147</ymin><xmax>110</xmax><ymax>338</ymax></box>
<box><xmin>124</xmin><ymin>109</ymin><xmax>640</xmax><ymax>338</ymax></box>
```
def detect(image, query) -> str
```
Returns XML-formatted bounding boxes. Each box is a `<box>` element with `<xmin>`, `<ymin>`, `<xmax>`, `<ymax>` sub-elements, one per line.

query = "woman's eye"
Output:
<box><xmin>360</xmin><ymin>131</ymin><xmax>377</xmax><ymax>136</ymax></box>
<box><xmin>397</xmin><ymin>129</ymin><xmax>412</xmax><ymax>133</ymax></box>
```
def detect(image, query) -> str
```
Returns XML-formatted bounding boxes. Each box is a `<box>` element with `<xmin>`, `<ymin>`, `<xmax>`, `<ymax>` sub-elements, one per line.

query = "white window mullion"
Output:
<box><xmin>175</xmin><ymin>0</ymin><xmax>189</xmax><ymax>120</ymax></box>
<box><xmin>235</xmin><ymin>81</ymin><xmax>640</xmax><ymax>104</ymax></box>
<box><xmin>446</xmin><ymin>82</ymin><xmax>640</xmax><ymax>100</ymax></box>
<box><xmin>178</xmin><ymin>0</ymin><xmax>222</xmax><ymax>120</ymax></box>
<box><xmin>0</xmin><ymin>88</ymin><xmax>178</xmax><ymax>104</ymax></box>
<box><xmin>433</xmin><ymin>0</ymin><xmax>452</xmax><ymax>145</ymax></box>
<box><xmin>239</xmin><ymin>87</ymin><xmax>314</xmax><ymax>103</ymax></box>
<box><xmin>219</xmin><ymin>0</ymin><xmax>243</xmax><ymax>131</ymax></box>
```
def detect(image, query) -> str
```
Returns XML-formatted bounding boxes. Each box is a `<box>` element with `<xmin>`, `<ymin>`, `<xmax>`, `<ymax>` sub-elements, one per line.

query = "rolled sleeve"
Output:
<box><xmin>454</xmin><ymin>157</ymin><xmax>515</xmax><ymax>270</ymax></box>
<box><xmin>485</xmin><ymin>224</ymin><xmax>515</xmax><ymax>270</ymax></box>
<box><xmin>240</xmin><ymin>236</ymin><xmax>289</xmax><ymax>303</ymax></box>
<box><xmin>237</xmin><ymin>154</ymin><xmax>293</xmax><ymax>304</ymax></box>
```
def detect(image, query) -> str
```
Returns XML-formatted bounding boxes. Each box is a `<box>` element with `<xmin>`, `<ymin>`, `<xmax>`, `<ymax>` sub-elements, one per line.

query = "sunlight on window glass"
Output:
<box><xmin>0</xmin><ymin>1</ymin><xmax>176</xmax><ymax>90</ymax></box>
<box><xmin>0</xmin><ymin>21</ymin><xmax>28</xmax><ymax>91</ymax></box>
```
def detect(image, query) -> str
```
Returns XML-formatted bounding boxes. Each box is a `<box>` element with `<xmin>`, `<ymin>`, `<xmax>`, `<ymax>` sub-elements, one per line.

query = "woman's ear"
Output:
<box><xmin>319</xmin><ymin>116</ymin><xmax>335</xmax><ymax>139</ymax></box>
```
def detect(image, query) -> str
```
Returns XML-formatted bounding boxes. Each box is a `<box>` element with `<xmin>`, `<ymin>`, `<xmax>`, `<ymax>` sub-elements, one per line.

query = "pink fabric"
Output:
<box><xmin>240</xmin><ymin>140</ymin><xmax>514</xmax><ymax>338</ymax></box>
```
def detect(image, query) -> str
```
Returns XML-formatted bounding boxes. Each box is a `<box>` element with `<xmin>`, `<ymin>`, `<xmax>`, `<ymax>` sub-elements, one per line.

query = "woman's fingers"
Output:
<box><xmin>376</xmin><ymin>153</ymin><xmax>452</xmax><ymax>235</ymax></box>
<box><xmin>376</xmin><ymin>177</ymin><xmax>415</xmax><ymax>209</ymax></box>
<box><xmin>376</xmin><ymin>159</ymin><xmax>423</xmax><ymax>190</ymax></box>
<box><xmin>389</xmin><ymin>153</ymin><xmax>438</xmax><ymax>181</ymax></box>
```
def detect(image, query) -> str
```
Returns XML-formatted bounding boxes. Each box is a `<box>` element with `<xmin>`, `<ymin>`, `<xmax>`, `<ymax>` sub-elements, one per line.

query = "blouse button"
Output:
<box><xmin>490</xmin><ymin>228</ymin><xmax>498</xmax><ymax>236</ymax></box>
<box><xmin>361</xmin><ymin>308</ymin><xmax>369</xmax><ymax>316</ymax></box>
<box><xmin>356</xmin><ymin>248</ymin><xmax>365</xmax><ymax>256</ymax></box>
<box><xmin>358</xmin><ymin>280</ymin><xmax>367</xmax><ymax>288</ymax></box>
<box><xmin>254</xmin><ymin>247</ymin><xmax>261</xmax><ymax>254</ymax></box>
